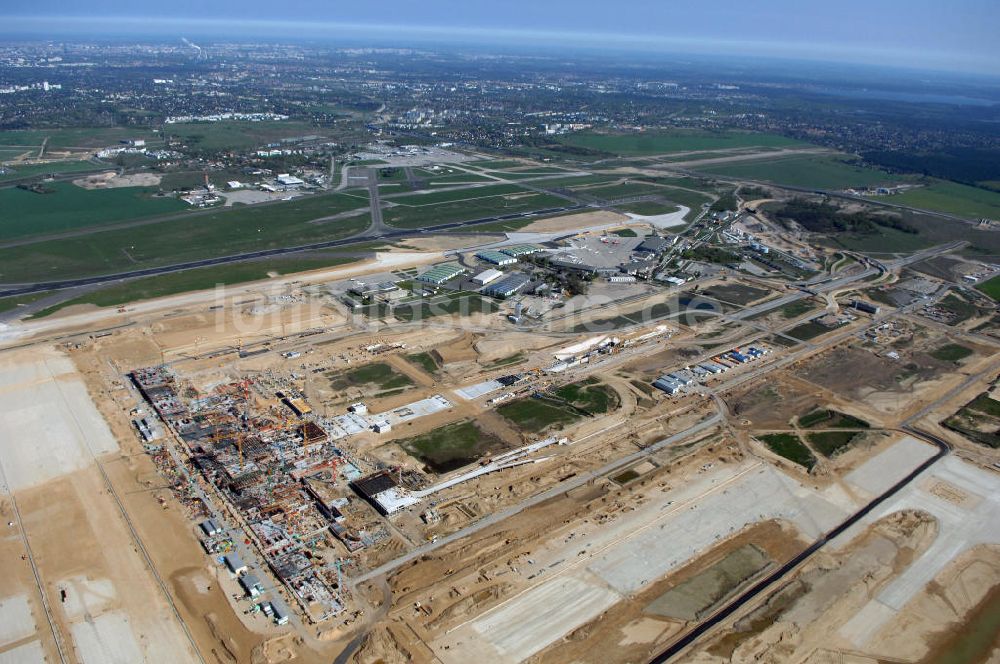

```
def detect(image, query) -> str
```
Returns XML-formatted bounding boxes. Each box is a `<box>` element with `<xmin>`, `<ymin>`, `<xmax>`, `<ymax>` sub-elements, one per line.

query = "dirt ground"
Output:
<box><xmin>73</xmin><ymin>171</ymin><xmax>162</xmax><ymax>188</ymax></box>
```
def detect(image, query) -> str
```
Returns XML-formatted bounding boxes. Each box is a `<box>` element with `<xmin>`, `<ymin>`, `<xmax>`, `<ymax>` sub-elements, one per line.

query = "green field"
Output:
<box><xmin>930</xmin><ymin>343</ymin><xmax>974</xmax><ymax>362</ymax></box>
<box><xmin>976</xmin><ymin>275</ymin><xmax>1000</xmax><ymax>301</ymax></box>
<box><xmin>0</xmin><ymin>182</ymin><xmax>188</xmax><ymax>240</ymax></box>
<box><xmin>807</xmin><ymin>430</ymin><xmax>864</xmax><ymax>458</ymax></box>
<box><xmin>786</xmin><ymin>319</ymin><xmax>843</xmax><ymax>341</ymax></box>
<box><xmin>27</xmin><ymin>253</ymin><xmax>363</xmax><ymax>318</ymax></box>
<box><xmin>164</xmin><ymin>120</ymin><xmax>322</xmax><ymax>153</ymax></box>
<box><xmin>797</xmin><ymin>409</ymin><xmax>870</xmax><ymax>429</ymax></box>
<box><xmin>888</xmin><ymin>181</ymin><xmax>1000</xmax><ymax>220</ymax></box>
<box><xmin>398</xmin><ymin>419</ymin><xmax>505</xmax><ymax>473</ymax></box>
<box><xmin>557</xmin><ymin>130</ymin><xmax>805</xmax><ymax>156</ymax></box>
<box><xmin>327</xmin><ymin>362</ymin><xmax>414</xmax><ymax>394</ymax></box>
<box><xmin>405</xmin><ymin>351</ymin><xmax>443</xmax><ymax>375</ymax></box>
<box><xmin>381</xmin><ymin>292</ymin><xmax>500</xmax><ymax>321</ymax></box>
<box><xmin>758</xmin><ymin>433</ymin><xmax>815</xmax><ymax>469</ymax></box>
<box><xmin>0</xmin><ymin>192</ymin><xmax>370</xmax><ymax>283</ymax></box>
<box><xmin>780</xmin><ymin>300</ymin><xmax>817</xmax><ymax>319</ymax></box>
<box><xmin>553</xmin><ymin>378</ymin><xmax>620</xmax><ymax>414</ymax></box>
<box><xmin>695</xmin><ymin>155</ymin><xmax>903</xmax><ymax>190</ymax></box>
<box><xmin>496</xmin><ymin>397</ymin><xmax>582</xmax><ymax>433</ymax></box>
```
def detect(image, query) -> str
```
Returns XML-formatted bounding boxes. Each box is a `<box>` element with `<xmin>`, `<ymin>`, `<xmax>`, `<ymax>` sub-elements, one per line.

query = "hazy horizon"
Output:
<box><xmin>2</xmin><ymin>0</ymin><xmax>998</xmax><ymax>76</ymax></box>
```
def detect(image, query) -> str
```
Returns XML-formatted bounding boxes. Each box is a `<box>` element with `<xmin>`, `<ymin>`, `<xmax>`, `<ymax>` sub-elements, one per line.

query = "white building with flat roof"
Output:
<box><xmin>473</xmin><ymin>268</ymin><xmax>503</xmax><ymax>285</ymax></box>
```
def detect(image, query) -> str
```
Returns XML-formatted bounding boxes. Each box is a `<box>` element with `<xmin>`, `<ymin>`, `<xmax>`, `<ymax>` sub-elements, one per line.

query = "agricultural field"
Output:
<box><xmin>556</xmin><ymin>130</ymin><xmax>805</xmax><ymax>156</ymax></box>
<box><xmin>886</xmin><ymin>180</ymin><xmax>1000</xmax><ymax>220</ymax></box>
<box><xmin>0</xmin><ymin>191</ymin><xmax>371</xmax><ymax>283</ymax></box>
<box><xmin>398</xmin><ymin>419</ymin><xmax>507</xmax><ymax>473</ymax></box>
<box><xmin>0</xmin><ymin>181</ymin><xmax>188</xmax><ymax>240</ymax></box>
<box><xmin>27</xmin><ymin>252</ymin><xmax>363</xmax><ymax>318</ymax></box>
<box><xmin>695</xmin><ymin>155</ymin><xmax>904</xmax><ymax>190</ymax></box>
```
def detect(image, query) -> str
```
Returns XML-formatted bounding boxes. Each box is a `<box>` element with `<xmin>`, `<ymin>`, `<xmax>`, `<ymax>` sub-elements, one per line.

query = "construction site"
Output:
<box><xmin>0</xmin><ymin>200</ymin><xmax>999</xmax><ymax>664</ymax></box>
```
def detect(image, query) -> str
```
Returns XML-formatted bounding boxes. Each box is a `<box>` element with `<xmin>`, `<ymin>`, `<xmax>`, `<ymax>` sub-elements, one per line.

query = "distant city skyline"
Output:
<box><xmin>2</xmin><ymin>0</ymin><xmax>998</xmax><ymax>75</ymax></box>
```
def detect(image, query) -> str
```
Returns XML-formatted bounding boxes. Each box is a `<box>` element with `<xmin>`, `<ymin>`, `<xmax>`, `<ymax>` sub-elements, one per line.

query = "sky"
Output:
<box><xmin>3</xmin><ymin>0</ymin><xmax>999</xmax><ymax>74</ymax></box>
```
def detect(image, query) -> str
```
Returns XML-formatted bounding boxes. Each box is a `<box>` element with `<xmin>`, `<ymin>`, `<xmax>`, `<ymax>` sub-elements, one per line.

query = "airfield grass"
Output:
<box><xmin>0</xmin><ymin>127</ymin><xmax>162</xmax><ymax>150</ymax></box>
<box><xmin>465</xmin><ymin>159</ymin><xmax>523</xmax><ymax>169</ymax></box>
<box><xmin>0</xmin><ymin>291</ymin><xmax>55</xmax><ymax>314</ymax></box>
<box><xmin>399</xmin><ymin>419</ymin><xmax>504</xmax><ymax>473</ymax></box>
<box><xmin>27</xmin><ymin>253</ymin><xmax>363</xmax><ymax>318</ymax></box>
<box><xmin>541</xmin><ymin>174</ymin><xmax>620</xmax><ymax>189</ymax></box>
<box><xmin>758</xmin><ymin>433</ymin><xmax>815</xmax><ymax>469</ymax></box>
<box><xmin>557</xmin><ymin>130</ymin><xmax>805</xmax><ymax>156</ymax></box>
<box><xmin>583</xmin><ymin>182</ymin><xmax>669</xmax><ymax>199</ymax></box>
<box><xmin>695</xmin><ymin>155</ymin><xmax>903</xmax><ymax>190</ymax></box>
<box><xmin>617</xmin><ymin>201</ymin><xmax>680</xmax><ymax>216</ymax></box>
<box><xmin>0</xmin><ymin>181</ymin><xmax>188</xmax><ymax>240</ymax></box>
<box><xmin>383</xmin><ymin>185</ymin><xmax>566</xmax><ymax>229</ymax></box>
<box><xmin>164</xmin><ymin>120</ymin><xmax>322</xmax><ymax>153</ymax></box>
<box><xmin>975</xmin><ymin>275</ymin><xmax>1000</xmax><ymax>301</ymax></box>
<box><xmin>426</xmin><ymin>173</ymin><xmax>495</xmax><ymax>184</ymax></box>
<box><xmin>0</xmin><ymin>192</ymin><xmax>371</xmax><ymax>283</ymax></box>
<box><xmin>0</xmin><ymin>160</ymin><xmax>109</xmax><ymax>183</ymax></box>
<box><xmin>888</xmin><ymin>181</ymin><xmax>1000</xmax><ymax>220</ymax></box>
<box><xmin>328</xmin><ymin>362</ymin><xmax>414</xmax><ymax>393</ymax></box>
